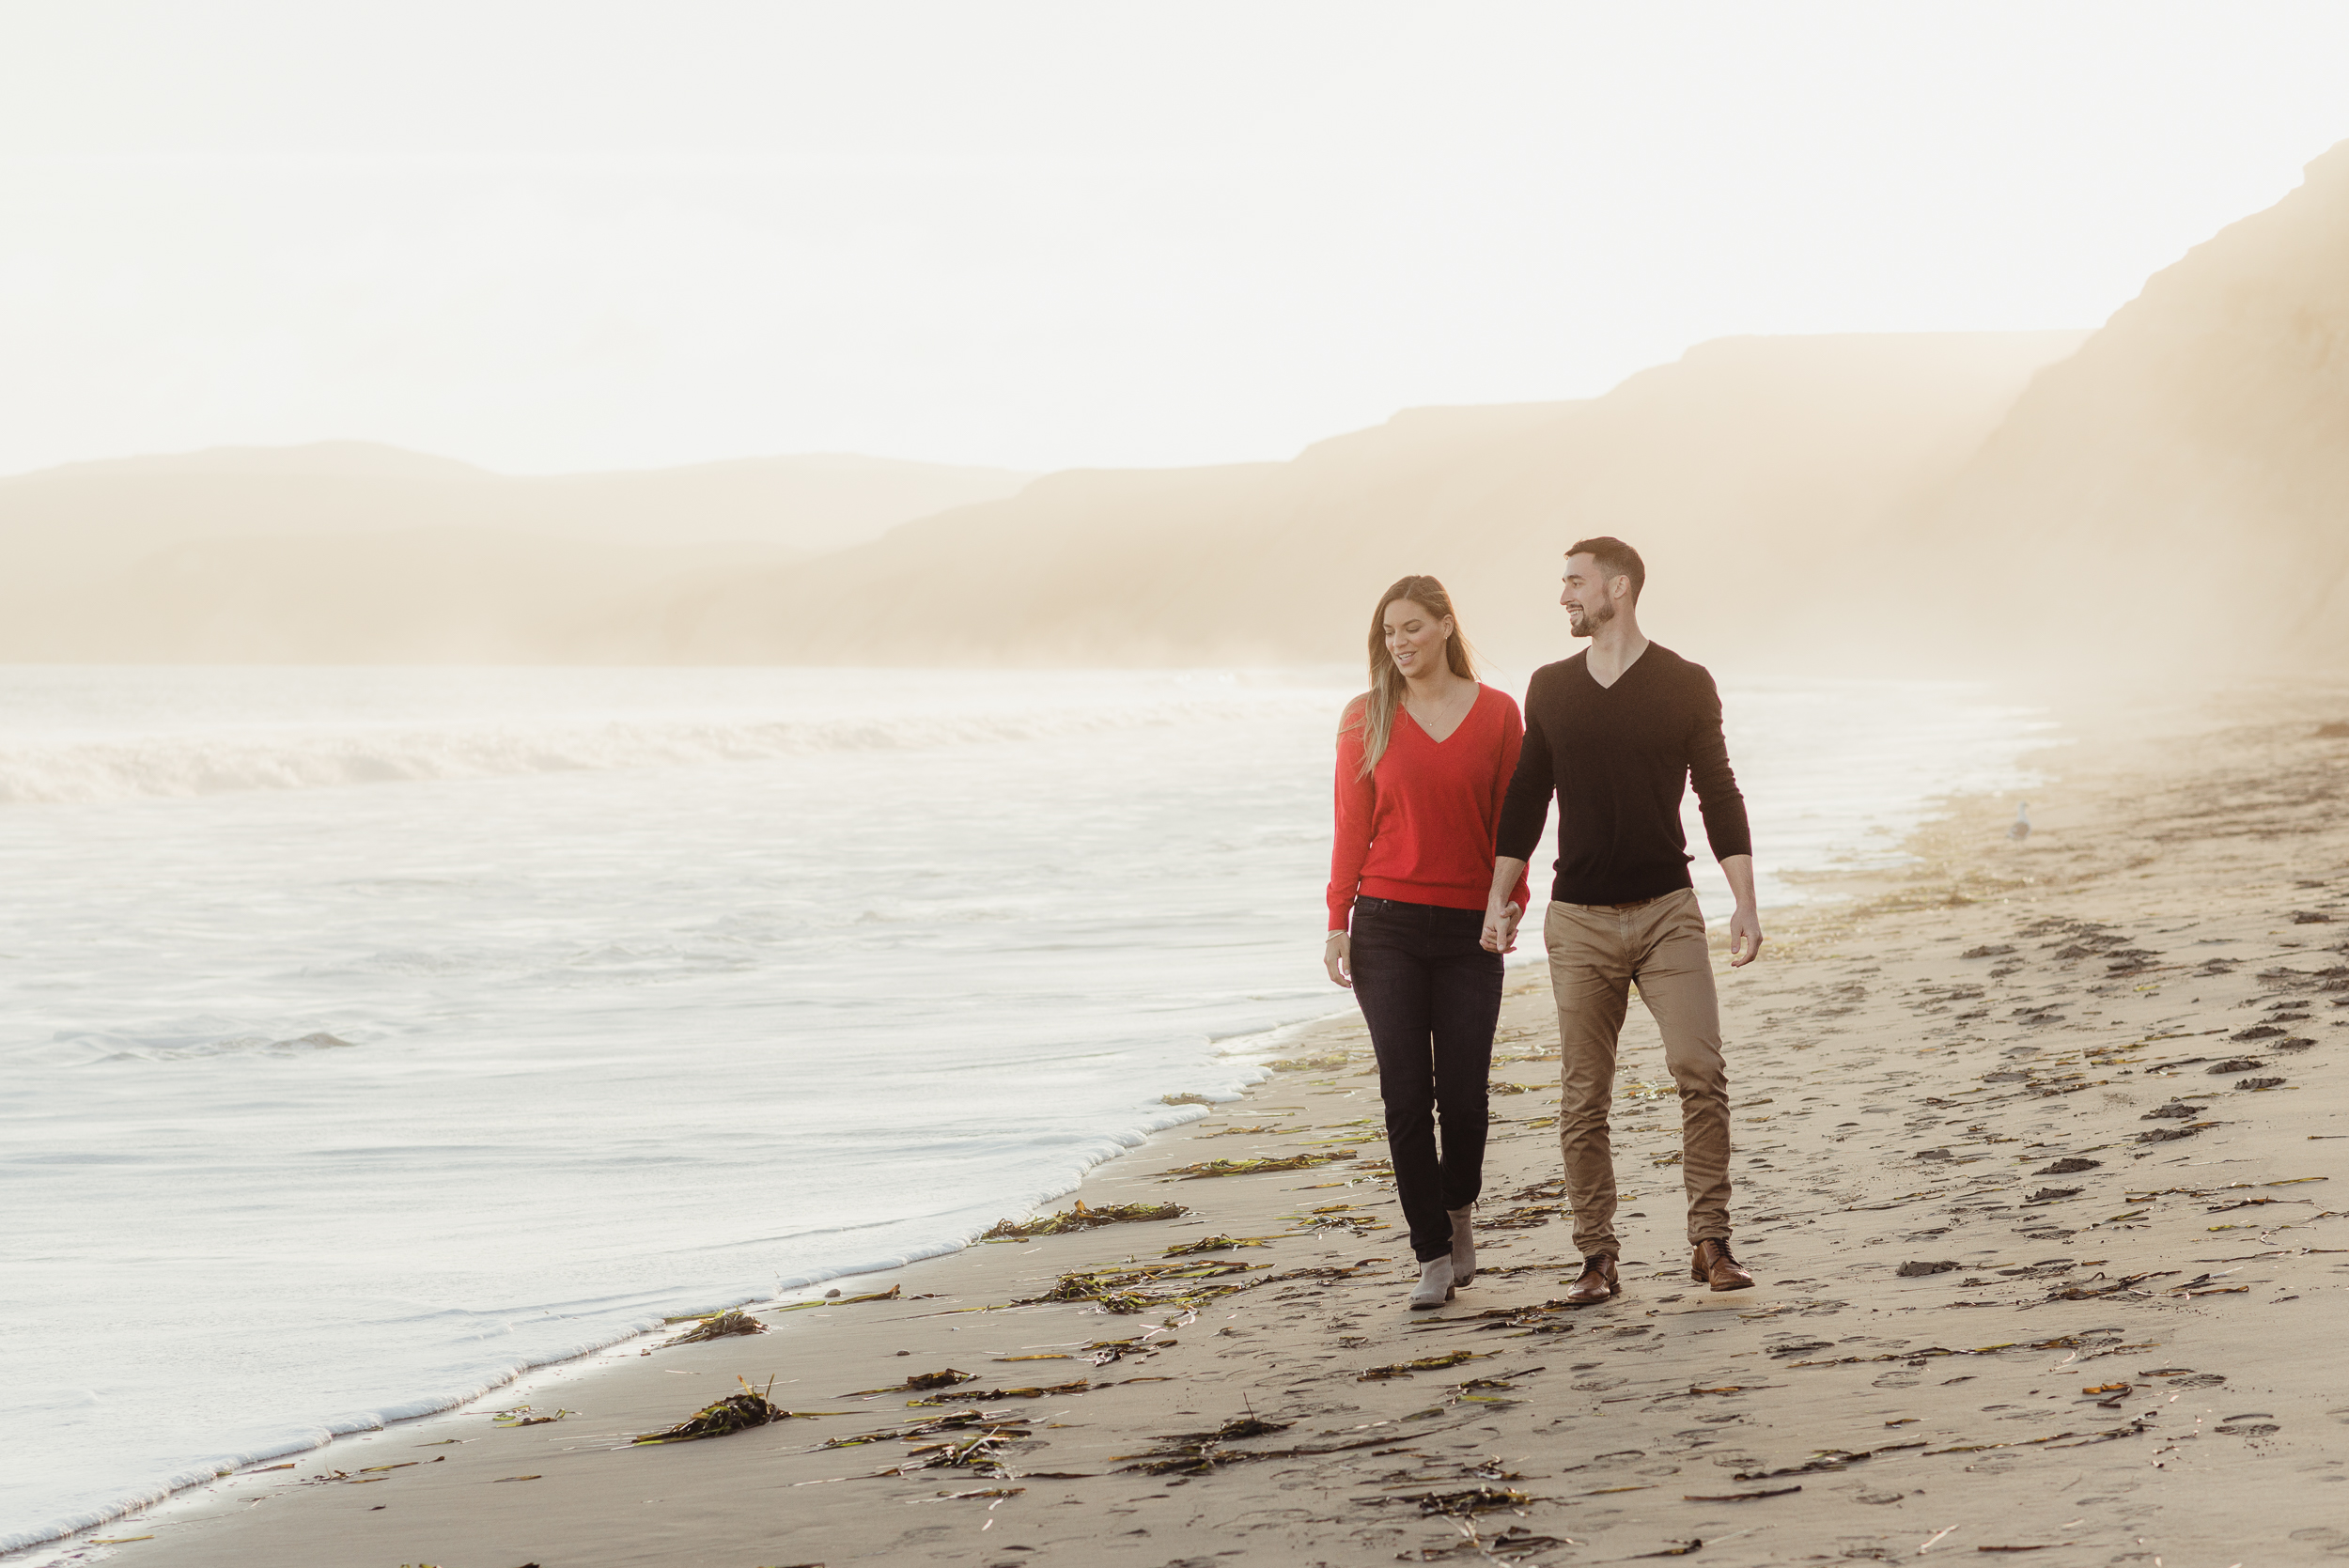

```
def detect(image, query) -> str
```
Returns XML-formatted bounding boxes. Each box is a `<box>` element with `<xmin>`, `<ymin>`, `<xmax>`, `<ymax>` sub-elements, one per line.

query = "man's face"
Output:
<box><xmin>1561</xmin><ymin>553</ymin><xmax>1618</xmax><ymax>638</ymax></box>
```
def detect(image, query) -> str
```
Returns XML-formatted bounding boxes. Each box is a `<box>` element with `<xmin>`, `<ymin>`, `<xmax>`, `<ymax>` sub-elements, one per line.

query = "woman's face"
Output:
<box><xmin>1381</xmin><ymin>598</ymin><xmax>1454</xmax><ymax>680</ymax></box>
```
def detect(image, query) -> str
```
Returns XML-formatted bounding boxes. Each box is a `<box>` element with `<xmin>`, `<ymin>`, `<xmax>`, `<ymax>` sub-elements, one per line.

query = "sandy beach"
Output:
<box><xmin>66</xmin><ymin>682</ymin><xmax>2349</xmax><ymax>1568</ymax></box>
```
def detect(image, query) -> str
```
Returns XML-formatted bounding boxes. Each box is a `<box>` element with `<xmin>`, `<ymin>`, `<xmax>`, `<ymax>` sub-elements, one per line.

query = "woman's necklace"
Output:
<box><xmin>1407</xmin><ymin>675</ymin><xmax>1474</xmax><ymax>735</ymax></box>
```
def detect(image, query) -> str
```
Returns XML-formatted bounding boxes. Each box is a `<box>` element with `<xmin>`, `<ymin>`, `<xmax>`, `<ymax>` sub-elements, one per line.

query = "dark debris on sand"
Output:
<box><xmin>838</xmin><ymin>1367</ymin><xmax>977</xmax><ymax>1396</ymax></box>
<box><xmin>631</xmin><ymin>1377</ymin><xmax>817</xmax><ymax>1445</ymax></box>
<box><xmin>980</xmin><ymin>1199</ymin><xmax>1188</xmax><ymax>1239</ymax></box>
<box><xmin>661</xmin><ymin>1309</ymin><xmax>768</xmax><ymax>1345</ymax></box>
<box><xmin>907</xmin><ymin>1378</ymin><xmax>1089</xmax><ymax>1405</ymax></box>
<box><xmin>1162</xmin><ymin>1151</ymin><xmax>1359</xmax><ymax>1179</ymax></box>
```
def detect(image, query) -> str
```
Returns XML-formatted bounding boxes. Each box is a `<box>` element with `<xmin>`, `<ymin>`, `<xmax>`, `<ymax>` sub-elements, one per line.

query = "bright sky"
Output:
<box><xmin>3</xmin><ymin>2</ymin><xmax>2347</xmax><ymax>476</ymax></box>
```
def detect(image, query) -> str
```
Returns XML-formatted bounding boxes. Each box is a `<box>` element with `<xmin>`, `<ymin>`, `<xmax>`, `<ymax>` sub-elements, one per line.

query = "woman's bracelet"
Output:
<box><xmin>1325</xmin><ymin>930</ymin><xmax>1347</xmax><ymax>943</ymax></box>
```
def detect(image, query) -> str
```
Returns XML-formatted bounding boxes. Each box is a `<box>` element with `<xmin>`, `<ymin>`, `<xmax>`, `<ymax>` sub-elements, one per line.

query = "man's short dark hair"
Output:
<box><xmin>1566</xmin><ymin>536</ymin><xmax>1645</xmax><ymax>603</ymax></box>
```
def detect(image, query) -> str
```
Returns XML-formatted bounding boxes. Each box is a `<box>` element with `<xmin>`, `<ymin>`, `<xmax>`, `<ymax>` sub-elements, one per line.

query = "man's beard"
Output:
<box><xmin>1567</xmin><ymin>598</ymin><xmax>1615</xmax><ymax>638</ymax></box>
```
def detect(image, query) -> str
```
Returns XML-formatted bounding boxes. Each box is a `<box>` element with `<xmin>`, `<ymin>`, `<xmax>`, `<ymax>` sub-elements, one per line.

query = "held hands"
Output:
<box><xmin>1337</xmin><ymin>898</ymin><xmax>1524</xmax><ymax>980</ymax></box>
<box><xmin>1324</xmin><ymin>930</ymin><xmax>1352</xmax><ymax>988</ymax></box>
<box><xmin>1727</xmin><ymin>904</ymin><xmax>1765</xmax><ymax>968</ymax></box>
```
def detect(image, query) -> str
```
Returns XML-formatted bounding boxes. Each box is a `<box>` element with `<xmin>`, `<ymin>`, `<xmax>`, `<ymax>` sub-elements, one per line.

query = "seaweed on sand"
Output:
<box><xmin>844</xmin><ymin>1411</ymin><xmax>1035</xmax><ymax>1477</ymax></box>
<box><xmin>1113</xmin><ymin>1413</ymin><xmax>1295</xmax><ymax>1475</ymax></box>
<box><xmin>490</xmin><ymin>1405</ymin><xmax>572</xmax><ymax>1427</ymax></box>
<box><xmin>1251</xmin><ymin>1259</ymin><xmax>1391</xmax><ymax>1285</ymax></box>
<box><xmin>1079</xmin><ymin>1336</ymin><xmax>1163</xmax><ymax>1365</ymax></box>
<box><xmin>1731</xmin><ymin>1439</ymin><xmax>1922</xmax><ymax>1480</ymax></box>
<box><xmin>631</xmin><ymin>1377</ymin><xmax>819</xmax><ymax>1445</ymax></box>
<box><xmin>825</xmin><ymin>1407</ymin><xmax>1029</xmax><ymax>1449</ymax></box>
<box><xmin>981</xmin><ymin>1200</ymin><xmax>1189</xmax><ymax>1239</ymax></box>
<box><xmin>1780</xmin><ymin>1333</ymin><xmax>2116</xmax><ymax>1369</ymax></box>
<box><xmin>1392</xmin><ymin>1487</ymin><xmax>1538</xmax><ymax>1516</ymax></box>
<box><xmin>1117</xmin><ymin>1409</ymin><xmax>1486</xmax><ymax>1477</ymax></box>
<box><xmin>838</xmin><ymin>1368</ymin><xmax>977</xmax><ymax>1396</ymax></box>
<box><xmin>904</xmin><ymin>1367</ymin><xmax>973</xmax><ymax>1390</ymax></box>
<box><xmin>1030</xmin><ymin>1273</ymin><xmax>1157</xmax><ymax>1313</ymax></box>
<box><xmin>1154</xmin><ymin>1413</ymin><xmax>1292</xmax><ymax>1445</ymax></box>
<box><xmin>1267</xmin><ymin>1049</ymin><xmax>1354</xmax><ymax>1073</ymax></box>
<box><xmin>1359</xmin><ymin>1350</ymin><xmax>1487</xmax><ymax>1380</ymax></box>
<box><xmin>1283</xmin><ymin>1202</ymin><xmax>1390</xmax><ymax>1235</ymax></box>
<box><xmin>1162</xmin><ymin>1151</ymin><xmax>1357</xmax><ymax>1179</ymax></box>
<box><xmin>1923</xmin><ymin>1413</ymin><xmax>2155</xmax><ymax>1456</ymax></box>
<box><xmin>1022</xmin><ymin>1258</ymin><xmax>1263</xmax><ymax>1315</ymax></box>
<box><xmin>1408</xmin><ymin>1298</ymin><xmax>1581</xmax><ymax>1337</ymax></box>
<box><xmin>662</xmin><ymin>1309</ymin><xmax>768</xmax><ymax>1345</ymax></box>
<box><xmin>2046</xmin><ymin>1272</ymin><xmax>2178</xmax><ymax>1301</ymax></box>
<box><xmin>886</xmin><ymin>1429</ymin><xmax>1025</xmax><ymax>1476</ymax></box>
<box><xmin>1402</xmin><ymin>1524</ymin><xmax>1575</xmax><ymax>1561</ymax></box>
<box><xmin>1162</xmin><ymin>1233</ymin><xmax>1276</xmax><ymax>1255</ymax></box>
<box><xmin>774</xmin><ymin>1283</ymin><xmax>903</xmax><ymax>1312</ymax></box>
<box><xmin>907</xmin><ymin>1379</ymin><xmax>1088</xmax><ymax>1405</ymax></box>
<box><xmin>1453</xmin><ymin>1376</ymin><xmax>1526</xmax><ymax>1406</ymax></box>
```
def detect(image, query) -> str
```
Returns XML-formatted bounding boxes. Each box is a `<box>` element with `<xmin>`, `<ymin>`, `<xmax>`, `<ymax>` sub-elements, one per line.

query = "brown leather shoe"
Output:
<box><xmin>1692</xmin><ymin>1237</ymin><xmax>1755</xmax><ymax>1292</ymax></box>
<box><xmin>1564</xmin><ymin>1254</ymin><xmax>1621</xmax><ymax>1305</ymax></box>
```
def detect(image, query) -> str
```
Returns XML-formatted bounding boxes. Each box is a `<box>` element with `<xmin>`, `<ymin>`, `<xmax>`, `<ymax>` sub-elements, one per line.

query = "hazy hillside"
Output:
<box><xmin>624</xmin><ymin>332</ymin><xmax>2089</xmax><ymax>675</ymax></box>
<box><xmin>9</xmin><ymin>142</ymin><xmax>2348</xmax><ymax>673</ymax></box>
<box><xmin>1915</xmin><ymin>139</ymin><xmax>2349</xmax><ymax>672</ymax></box>
<box><xmin>0</xmin><ymin>444</ymin><xmax>1034</xmax><ymax>660</ymax></box>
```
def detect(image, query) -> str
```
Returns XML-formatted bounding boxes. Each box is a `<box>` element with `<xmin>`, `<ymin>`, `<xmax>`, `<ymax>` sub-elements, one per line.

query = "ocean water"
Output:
<box><xmin>0</xmin><ymin>665</ymin><xmax>2049</xmax><ymax>1552</ymax></box>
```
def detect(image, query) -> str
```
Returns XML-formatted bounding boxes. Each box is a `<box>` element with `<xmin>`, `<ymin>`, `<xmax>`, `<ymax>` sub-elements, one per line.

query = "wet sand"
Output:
<box><xmin>63</xmin><ymin>684</ymin><xmax>2349</xmax><ymax>1567</ymax></box>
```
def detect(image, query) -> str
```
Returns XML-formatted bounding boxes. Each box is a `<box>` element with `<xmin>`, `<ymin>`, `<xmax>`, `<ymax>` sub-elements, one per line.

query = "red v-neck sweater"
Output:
<box><xmin>1328</xmin><ymin>683</ymin><xmax>1532</xmax><ymax>930</ymax></box>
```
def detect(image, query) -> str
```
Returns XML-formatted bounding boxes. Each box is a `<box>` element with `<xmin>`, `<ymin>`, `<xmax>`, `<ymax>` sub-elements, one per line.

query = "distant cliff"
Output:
<box><xmin>0</xmin><ymin>445</ymin><xmax>1032</xmax><ymax>661</ymax></box>
<box><xmin>615</xmin><ymin>332</ymin><xmax>2087</xmax><ymax>675</ymax></box>
<box><xmin>1912</xmin><ymin>139</ymin><xmax>2349</xmax><ymax>673</ymax></box>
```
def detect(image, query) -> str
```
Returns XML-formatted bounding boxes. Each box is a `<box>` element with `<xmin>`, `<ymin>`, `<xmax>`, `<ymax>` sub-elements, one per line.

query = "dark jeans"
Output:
<box><xmin>1348</xmin><ymin>896</ymin><xmax>1504</xmax><ymax>1263</ymax></box>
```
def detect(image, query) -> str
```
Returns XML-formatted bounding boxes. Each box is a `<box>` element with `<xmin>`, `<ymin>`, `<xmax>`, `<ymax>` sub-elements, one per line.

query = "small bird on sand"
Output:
<box><xmin>2010</xmin><ymin>801</ymin><xmax>2031</xmax><ymax>842</ymax></box>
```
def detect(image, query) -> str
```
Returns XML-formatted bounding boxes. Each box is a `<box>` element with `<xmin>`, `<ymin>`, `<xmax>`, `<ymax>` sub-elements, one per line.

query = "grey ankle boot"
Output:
<box><xmin>1448</xmin><ymin>1205</ymin><xmax>1475</xmax><ymax>1286</ymax></box>
<box><xmin>1408</xmin><ymin>1255</ymin><xmax>1456</xmax><ymax>1310</ymax></box>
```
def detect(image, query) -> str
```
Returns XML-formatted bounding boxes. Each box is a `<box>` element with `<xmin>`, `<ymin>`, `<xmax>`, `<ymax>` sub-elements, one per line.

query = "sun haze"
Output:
<box><xmin>3</xmin><ymin>2</ymin><xmax>2348</xmax><ymax>476</ymax></box>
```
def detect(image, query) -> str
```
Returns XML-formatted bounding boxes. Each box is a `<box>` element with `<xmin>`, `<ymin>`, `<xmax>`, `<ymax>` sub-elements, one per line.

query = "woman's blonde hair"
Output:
<box><xmin>1351</xmin><ymin>575</ymin><xmax>1478</xmax><ymax>779</ymax></box>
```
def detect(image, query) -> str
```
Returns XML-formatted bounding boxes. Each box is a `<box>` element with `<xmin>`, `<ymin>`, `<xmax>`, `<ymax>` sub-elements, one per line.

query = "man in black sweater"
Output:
<box><xmin>1480</xmin><ymin>536</ymin><xmax>1764</xmax><ymax>1302</ymax></box>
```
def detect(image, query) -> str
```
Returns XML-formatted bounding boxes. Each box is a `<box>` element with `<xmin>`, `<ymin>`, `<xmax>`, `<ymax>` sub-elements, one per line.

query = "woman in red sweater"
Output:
<box><xmin>1326</xmin><ymin>575</ymin><xmax>1530</xmax><ymax>1310</ymax></box>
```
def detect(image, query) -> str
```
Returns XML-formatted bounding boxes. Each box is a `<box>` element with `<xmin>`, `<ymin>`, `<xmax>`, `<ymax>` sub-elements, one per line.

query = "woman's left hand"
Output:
<box><xmin>1324</xmin><ymin>930</ymin><xmax>1352</xmax><ymax>988</ymax></box>
<box><xmin>1496</xmin><ymin>901</ymin><xmax>1522</xmax><ymax>955</ymax></box>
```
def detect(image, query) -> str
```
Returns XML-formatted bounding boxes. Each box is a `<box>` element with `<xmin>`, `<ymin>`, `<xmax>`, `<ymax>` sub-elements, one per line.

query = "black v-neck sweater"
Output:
<box><xmin>1495</xmin><ymin>643</ymin><xmax>1751</xmax><ymax>907</ymax></box>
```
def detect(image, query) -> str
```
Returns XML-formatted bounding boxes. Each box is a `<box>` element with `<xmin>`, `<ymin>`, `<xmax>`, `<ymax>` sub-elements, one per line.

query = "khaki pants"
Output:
<box><xmin>1543</xmin><ymin>889</ymin><xmax>1732</xmax><ymax>1257</ymax></box>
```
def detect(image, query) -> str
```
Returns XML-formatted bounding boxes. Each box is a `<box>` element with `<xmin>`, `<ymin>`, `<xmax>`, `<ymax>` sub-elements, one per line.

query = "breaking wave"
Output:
<box><xmin>0</xmin><ymin>691</ymin><xmax>1330</xmax><ymax>807</ymax></box>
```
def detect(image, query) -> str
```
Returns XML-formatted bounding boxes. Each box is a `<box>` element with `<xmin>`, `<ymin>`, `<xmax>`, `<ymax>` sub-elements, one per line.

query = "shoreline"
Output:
<box><xmin>1</xmin><ymin>1081</ymin><xmax>1268</xmax><ymax>1562</ymax></box>
<box><xmin>33</xmin><ymin>679</ymin><xmax>2349</xmax><ymax>1565</ymax></box>
<box><xmin>8</xmin><ymin>967</ymin><xmax>1539</xmax><ymax>1557</ymax></box>
<box><xmin>6</xmin><ymin>968</ymin><xmax>1618</xmax><ymax>1560</ymax></box>
<box><xmin>6</xmin><ymin>1007</ymin><xmax>1371</xmax><ymax>1561</ymax></box>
